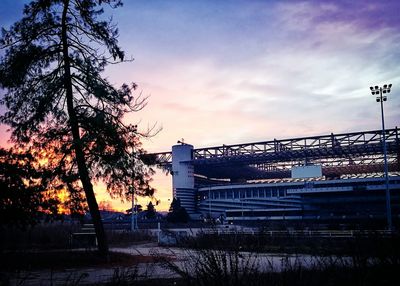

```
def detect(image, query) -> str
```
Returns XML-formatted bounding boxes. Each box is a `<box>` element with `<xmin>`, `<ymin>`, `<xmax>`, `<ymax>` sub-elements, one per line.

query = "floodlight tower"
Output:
<box><xmin>370</xmin><ymin>84</ymin><xmax>392</xmax><ymax>230</ymax></box>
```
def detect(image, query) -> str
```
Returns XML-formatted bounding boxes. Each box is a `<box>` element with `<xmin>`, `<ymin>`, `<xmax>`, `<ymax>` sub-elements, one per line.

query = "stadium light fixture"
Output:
<box><xmin>370</xmin><ymin>84</ymin><xmax>392</xmax><ymax>231</ymax></box>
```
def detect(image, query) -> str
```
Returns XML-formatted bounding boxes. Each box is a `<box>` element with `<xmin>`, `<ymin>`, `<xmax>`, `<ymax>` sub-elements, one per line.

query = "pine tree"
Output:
<box><xmin>0</xmin><ymin>148</ymin><xmax>61</xmax><ymax>227</ymax></box>
<box><xmin>0</xmin><ymin>0</ymin><xmax>155</xmax><ymax>255</ymax></box>
<box><xmin>167</xmin><ymin>198</ymin><xmax>189</xmax><ymax>223</ymax></box>
<box><xmin>145</xmin><ymin>201</ymin><xmax>156</xmax><ymax>219</ymax></box>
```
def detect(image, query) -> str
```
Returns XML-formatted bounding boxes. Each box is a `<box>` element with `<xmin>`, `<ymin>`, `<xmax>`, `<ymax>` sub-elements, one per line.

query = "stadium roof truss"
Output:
<box><xmin>150</xmin><ymin>128</ymin><xmax>400</xmax><ymax>181</ymax></box>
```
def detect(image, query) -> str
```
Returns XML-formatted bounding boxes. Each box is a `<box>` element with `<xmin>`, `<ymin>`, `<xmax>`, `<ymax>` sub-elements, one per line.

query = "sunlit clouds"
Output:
<box><xmin>1</xmin><ymin>0</ymin><xmax>399</xmax><ymax>211</ymax></box>
<box><xmin>110</xmin><ymin>0</ymin><xmax>400</xmax><ymax>151</ymax></box>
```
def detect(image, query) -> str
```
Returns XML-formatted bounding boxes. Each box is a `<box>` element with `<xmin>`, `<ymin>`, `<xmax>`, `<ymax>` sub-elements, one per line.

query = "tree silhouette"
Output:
<box><xmin>167</xmin><ymin>198</ymin><xmax>189</xmax><ymax>223</ymax></box>
<box><xmin>0</xmin><ymin>148</ymin><xmax>61</xmax><ymax>228</ymax></box>
<box><xmin>145</xmin><ymin>201</ymin><xmax>156</xmax><ymax>219</ymax></box>
<box><xmin>0</xmin><ymin>0</ymin><xmax>156</xmax><ymax>254</ymax></box>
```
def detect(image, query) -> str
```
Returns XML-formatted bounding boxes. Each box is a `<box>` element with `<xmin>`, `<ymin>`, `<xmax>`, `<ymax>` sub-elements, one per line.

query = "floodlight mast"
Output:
<box><xmin>370</xmin><ymin>84</ymin><xmax>392</xmax><ymax>231</ymax></box>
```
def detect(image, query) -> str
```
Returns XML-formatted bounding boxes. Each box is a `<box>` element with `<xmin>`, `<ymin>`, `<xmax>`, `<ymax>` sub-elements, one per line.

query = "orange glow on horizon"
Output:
<box><xmin>94</xmin><ymin>170</ymin><xmax>172</xmax><ymax>213</ymax></box>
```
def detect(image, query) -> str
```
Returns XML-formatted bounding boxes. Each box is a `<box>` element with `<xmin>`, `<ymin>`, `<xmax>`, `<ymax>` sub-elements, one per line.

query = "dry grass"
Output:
<box><xmin>0</xmin><ymin>250</ymin><xmax>157</xmax><ymax>271</ymax></box>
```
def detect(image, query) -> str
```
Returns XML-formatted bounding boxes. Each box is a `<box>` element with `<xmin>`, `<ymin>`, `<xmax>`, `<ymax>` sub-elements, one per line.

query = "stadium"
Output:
<box><xmin>152</xmin><ymin>128</ymin><xmax>400</xmax><ymax>228</ymax></box>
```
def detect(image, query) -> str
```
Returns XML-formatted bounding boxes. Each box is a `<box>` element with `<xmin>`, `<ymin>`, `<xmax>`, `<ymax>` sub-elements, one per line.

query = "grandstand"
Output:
<box><xmin>151</xmin><ymin>128</ymin><xmax>400</xmax><ymax>227</ymax></box>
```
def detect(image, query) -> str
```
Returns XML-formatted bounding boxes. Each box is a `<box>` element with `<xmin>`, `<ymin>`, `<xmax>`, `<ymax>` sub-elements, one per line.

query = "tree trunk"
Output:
<box><xmin>61</xmin><ymin>0</ymin><xmax>108</xmax><ymax>255</ymax></box>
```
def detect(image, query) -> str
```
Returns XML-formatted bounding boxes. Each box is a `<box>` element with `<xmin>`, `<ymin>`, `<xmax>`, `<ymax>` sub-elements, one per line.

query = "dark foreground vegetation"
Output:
<box><xmin>153</xmin><ymin>231</ymin><xmax>400</xmax><ymax>286</ymax></box>
<box><xmin>156</xmin><ymin>253</ymin><xmax>399</xmax><ymax>286</ymax></box>
<box><xmin>1</xmin><ymin>224</ymin><xmax>399</xmax><ymax>285</ymax></box>
<box><xmin>2</xmin><ymin>255</ymin><xmax>398</xmax><ymax>286</ymax></box>
<box><xmin>0</xmin><ymin>251</ymin><xmax>155</xmax><ymax>271</ymax></box>
<box><xmin>0</xmin><ymin>223</ymin><xmax>153</xmax><ymax>251</ymax></box>
<box><xmin>181</xmin><ymin>229</ymin><xmax>400</xmax><ymax>257</ymax></box>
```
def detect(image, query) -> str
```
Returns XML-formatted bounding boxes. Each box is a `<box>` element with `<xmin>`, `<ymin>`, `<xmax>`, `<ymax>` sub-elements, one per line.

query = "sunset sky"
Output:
<box><xmin>1</xmin><ymin>0</ymin><xmax>399</xmax><ymax>212</ymax></box>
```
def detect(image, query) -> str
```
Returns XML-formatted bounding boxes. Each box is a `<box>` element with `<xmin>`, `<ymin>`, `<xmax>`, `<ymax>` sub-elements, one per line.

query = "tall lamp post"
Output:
<box><xmin>370</xmin><ymin>84</ymin><xmax>392</xmax><ymax>231</ymax></box>
<box><xmin>131</xmin><ymin>125</ymin><xmax>138</xmax><ymax>231</ymax></box>
<box><xmin>131</xmin><ymin>186</ymin><xmax>138</xmax><ymax>231</ymax></box>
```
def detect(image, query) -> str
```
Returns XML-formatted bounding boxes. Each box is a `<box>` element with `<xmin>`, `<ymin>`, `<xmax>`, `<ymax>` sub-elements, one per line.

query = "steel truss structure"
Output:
<box><xmin>151</xmin><ymin>128</ymin><xmax>400</xmax><ymax>182</ymax></box>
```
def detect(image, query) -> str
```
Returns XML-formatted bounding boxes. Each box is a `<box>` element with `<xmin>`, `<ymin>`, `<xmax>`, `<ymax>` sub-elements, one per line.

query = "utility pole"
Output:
<box><xmin>131</xmin><ymin>125</ymin><xmax>138</xmax><ymax>231</ymax></box>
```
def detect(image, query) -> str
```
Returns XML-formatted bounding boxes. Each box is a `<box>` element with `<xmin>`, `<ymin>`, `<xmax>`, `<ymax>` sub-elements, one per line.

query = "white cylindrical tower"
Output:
<box><xmin>172</xmin><ymin>144</ymin><xmax>196</xmax><ymax>216</ymax></box>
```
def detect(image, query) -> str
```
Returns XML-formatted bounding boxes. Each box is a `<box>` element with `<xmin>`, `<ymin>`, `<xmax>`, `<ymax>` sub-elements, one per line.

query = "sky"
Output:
<box><xmin>1</xmin><ymin>0</ymin><xmax>399</xmax><ymax>211</ymax></box>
